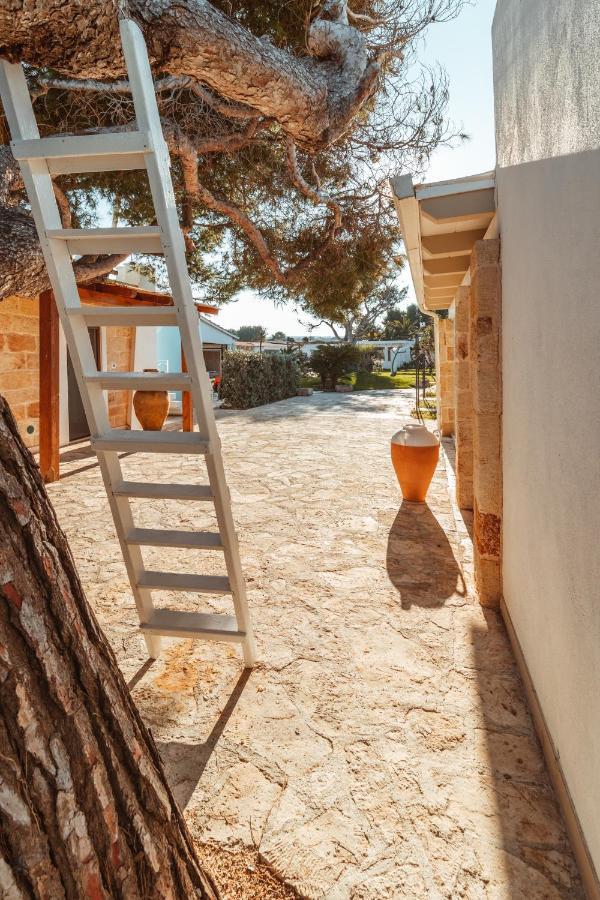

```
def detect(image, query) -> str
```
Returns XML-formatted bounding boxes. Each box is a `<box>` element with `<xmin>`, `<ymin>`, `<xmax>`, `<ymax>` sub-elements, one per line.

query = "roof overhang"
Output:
<box><xmin>78</xmin><ymin>279</ymin><xmax>219</xmax><ymax>316</ymax></box>
<box><xmin>390</xmin><ymin>171</ymin><xmax>496</xmax><ymax>315</ymax></box>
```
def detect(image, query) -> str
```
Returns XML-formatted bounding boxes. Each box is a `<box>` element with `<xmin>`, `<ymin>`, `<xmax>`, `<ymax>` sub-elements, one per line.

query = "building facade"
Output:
<box><xmin>393</xmin><ymin>0</ymin><xmax>600</xmax><ymax>892</ymax></box>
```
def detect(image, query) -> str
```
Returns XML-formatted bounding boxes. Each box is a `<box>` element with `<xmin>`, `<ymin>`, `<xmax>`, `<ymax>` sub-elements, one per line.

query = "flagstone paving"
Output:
<box><xmin>48</xmin><ymin>389</ymin><xmax>583</xmax><ymax>899</ymax></box>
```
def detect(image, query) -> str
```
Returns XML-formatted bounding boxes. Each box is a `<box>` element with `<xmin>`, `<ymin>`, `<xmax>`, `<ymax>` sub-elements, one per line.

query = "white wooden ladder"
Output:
<box><xmin>0</xmin><ymin>19</ymin><xmax>256</xmax><ymax>667</ymax></box>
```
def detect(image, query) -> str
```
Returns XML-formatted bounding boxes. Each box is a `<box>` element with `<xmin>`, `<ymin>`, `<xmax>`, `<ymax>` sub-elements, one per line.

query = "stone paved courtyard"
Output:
<box><xmin>48</xmin><ymin>389</ymin><xmax>583</xmax><ymax>899</ymax></box>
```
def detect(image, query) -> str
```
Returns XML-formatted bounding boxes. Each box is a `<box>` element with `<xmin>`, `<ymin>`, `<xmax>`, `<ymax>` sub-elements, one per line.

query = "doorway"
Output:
<box><xmin>68</xmin><ymin>327</ymin><xmax>100</xmax><ymax>441</ymax></box>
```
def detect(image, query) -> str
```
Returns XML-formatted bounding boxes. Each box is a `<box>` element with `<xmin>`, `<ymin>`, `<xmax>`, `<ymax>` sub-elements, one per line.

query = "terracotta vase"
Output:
<box><xmin>391</xmin><ymin>423</ymin><xmax>440</xmax><ymax>502</ymax></box>
<box><xmin>133</xmin><ymin>369</ymin><xmax>169</xmax><ymax>431</ymax></box>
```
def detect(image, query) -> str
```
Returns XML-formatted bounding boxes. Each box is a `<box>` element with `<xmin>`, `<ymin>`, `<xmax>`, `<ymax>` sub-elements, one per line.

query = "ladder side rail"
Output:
<box><xmin>119</xmin><ymin>19</ymin><xmax>212</xmax><ymax>438</ymax></box>
<box><xmin>0</xmin><ymin>59</ymin><xmax>161</xmax><ymax>658</ymax></box>
<box><xmin>0</xmin><ymin>61</ymin><xmax>106</xmax><ymax>430</ymax></box>
<box><xmin>121</xmin><ymin>19</ymin><xmax>256</xmax><ymax>665</ymax></box>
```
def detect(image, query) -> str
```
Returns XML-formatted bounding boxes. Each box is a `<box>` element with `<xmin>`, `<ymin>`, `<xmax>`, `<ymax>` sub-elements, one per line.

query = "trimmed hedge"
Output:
<box><xmin>219</xmin><ymin>351</ymin><xmax>300</xmax><ymax>409</ymax></box>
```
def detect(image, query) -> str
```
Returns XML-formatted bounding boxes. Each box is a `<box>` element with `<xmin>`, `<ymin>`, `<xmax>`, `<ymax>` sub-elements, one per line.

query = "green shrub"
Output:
<box><xmin>309</xmin><ymin>343</ymin><xmax>363</xmax><ymax>390</ymax></box>
<box><xmin>355</xmin><ymin>345</ymin><xmax>383</xmax><ymax>373</ymax></box>
<box><xmin>219</xmin><ymin>351</ymin><xmax>300</xmax><ymax>409</ymax></box>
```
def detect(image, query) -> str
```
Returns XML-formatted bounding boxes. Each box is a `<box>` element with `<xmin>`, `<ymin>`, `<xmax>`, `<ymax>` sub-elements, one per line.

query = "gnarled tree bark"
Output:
<box><xmin>0</xmin><ymin>0</ymin><xmax>462</xmax><ymax>302</ymax></box>
<box><xmin>0</xmin><ymin>0</ymin><xmax>377</xmax><ymax>153</ymax></box>
<box><xmin>0</xmin><ymin>0</ymin><xmax>377</xmax><ymax>299</ymax></box>
<box><xmin>0</xmin><ymin>395</ymin><xmax>219</xmax><ymax>898</ymax></box>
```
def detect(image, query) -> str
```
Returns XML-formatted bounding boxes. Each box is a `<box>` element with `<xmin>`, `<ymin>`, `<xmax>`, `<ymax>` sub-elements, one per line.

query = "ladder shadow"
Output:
<box><xmin>155</xmin><ymin>668</ymin><xmax>252</xmax><ymax>810</ymax></box>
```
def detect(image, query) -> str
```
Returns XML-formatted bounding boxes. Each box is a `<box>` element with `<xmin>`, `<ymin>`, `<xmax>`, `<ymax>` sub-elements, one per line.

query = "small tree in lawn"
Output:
<box><xmin>234</xmin><ymin>325</ymin><xmax>269</xmax><ymax>342</ymax></box>
<box><xmin>310</xmin><ymin>343</ymin><xmax>362</xmax><ymax>391</ymax></box>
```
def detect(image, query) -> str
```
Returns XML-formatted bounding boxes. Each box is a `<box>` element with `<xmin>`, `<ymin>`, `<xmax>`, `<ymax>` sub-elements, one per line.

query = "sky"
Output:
<box><xmin>213</xmin><ymin>0</ymin><xmax>498</xmax><ymax>338</ymax></box>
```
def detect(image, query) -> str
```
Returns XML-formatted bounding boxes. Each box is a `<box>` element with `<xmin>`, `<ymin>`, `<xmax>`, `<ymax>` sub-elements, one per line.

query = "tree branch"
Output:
<box><xmin>165</xmin><ymin>128</ymin><xmax>343</xmax><ymax>283</ymax></box>
<box><xmin>35</xmin><ymin>74</ymin><xmax>260</xmax><ymax>121</ymax></box>
<box><xmin>303</xmin><ymin>317</ymin><xmax>342</xmax><ymax>340</ymax></box>
<box><xmin>1</xmin><ymin>0</ymin><xmax>381</xmax><ymax>152</ymax></box>
<box><xmin>285</xmin><ymin>139</ymin><xmax>342</xmax><ymax>238</ymax></box>
<box><xmin>52</xmin><ymin>183</ymin><xmax>72</xmax><ymax>228</ymax></box>
<box><xmin>72</xmin><ymin>254</ymin><xmax>128</xmax><ymax>284</ymax></box>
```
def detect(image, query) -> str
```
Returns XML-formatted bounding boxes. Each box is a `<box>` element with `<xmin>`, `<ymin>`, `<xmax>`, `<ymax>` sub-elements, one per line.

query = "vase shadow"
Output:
<box><xmin>386</xmin><ymin>500</ymin><xmax>466</xmax><ymax>608</ymax></box>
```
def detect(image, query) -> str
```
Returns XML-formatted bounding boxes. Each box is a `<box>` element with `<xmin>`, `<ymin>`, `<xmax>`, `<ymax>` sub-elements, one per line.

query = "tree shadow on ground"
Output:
<box><xmin>468</xmin><ymin>609</ymin><xmax>584</xmax><ymax>896</ymax></box>
<box><xmin>156</xmin><ymin>668</ymin><xmax>252</xmax><ymax>810</ymax></box>
<box><xmin>386</xmin><ymin>501</ymin><xmax>466</xmax><ymax>608</ymax></box>
<box><xmin>215</xmin><ymin>388</ymin><xmax>407</xmax><ymax>422</ymax></box>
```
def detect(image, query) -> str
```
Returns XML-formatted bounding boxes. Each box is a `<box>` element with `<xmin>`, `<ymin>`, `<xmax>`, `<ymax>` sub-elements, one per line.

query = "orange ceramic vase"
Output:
<box><xmin>391</xmin><ymin>424</ymin><xmax>440</xmax><ymax>502</ymax></box>
<box><xmin>132</xmin><ymin>369</ymin><xmax>170</xmax><ymax>431</ymax></box>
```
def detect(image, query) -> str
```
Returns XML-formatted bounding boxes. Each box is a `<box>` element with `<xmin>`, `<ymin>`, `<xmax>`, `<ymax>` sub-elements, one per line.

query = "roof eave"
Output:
<box><xmin>390</xmin><ymin>171</ymin><xmax>497</xmax><ymax>316</ymax></box>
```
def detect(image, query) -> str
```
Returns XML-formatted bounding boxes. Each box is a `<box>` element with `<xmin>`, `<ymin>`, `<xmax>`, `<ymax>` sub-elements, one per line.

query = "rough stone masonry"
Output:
<box><xmin>48</xmin><ymin>389</ymin><xmax>580</xmax><ymax>899</ymax></box>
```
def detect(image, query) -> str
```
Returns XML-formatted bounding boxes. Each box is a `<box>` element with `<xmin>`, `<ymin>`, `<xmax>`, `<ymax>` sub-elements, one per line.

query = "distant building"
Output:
<box><xmin>234</xmin><ymin>339</ymin><xmax>289</xmax><ymax>355</ymax></box>
<box><xmin>300</xmin><ymin>337</ymin><xmax>414</xmax><ymax>371</ymax></box>
<box><xmin>356</xmin><ymin>339</ymin><xmax>413</xmax><ymax>371</ymax></box>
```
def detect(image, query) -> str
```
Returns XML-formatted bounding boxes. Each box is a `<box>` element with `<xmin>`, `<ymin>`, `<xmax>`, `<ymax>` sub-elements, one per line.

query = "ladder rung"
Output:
<box><xmin>11</xmin><ymin>131</ymin><xmax>151</xmax><ymax>175</ymax></box>
<box><xmin>113</xmin><ymin>481</ymin><xmax>214</xmax><ymax>501</ymax></box>
<box><xmin>46</xmin><ymin>226</ymin><xmax>163</xmax><ymax>255</ymax></box>
<box><xmin>92</xmin><ymin>430</ymin><xmax>209</xmax><ymax>454</ymax></box>
<box><xmin>140</xmin><ymin>610</ymin><xmax>244</xmax><ymax>642</ymax></box>
<box><xmin>138</xmin><ymin>571</ymin><xmax>231</xmax><ymax>594</ymax></box>
<box><xmin>85</xmin><ymin>371</ymin><xmax>191</xmax><ymax>391</ymax></box>
<box><xmin>126</xmin><ymin>527</ymin><xmax>223</xmax><ymax>550</ymax></box>
<box><xmin>69</xmin><ymin>306</ymin><xmax>180</xmax><ymax>327</ymax></box>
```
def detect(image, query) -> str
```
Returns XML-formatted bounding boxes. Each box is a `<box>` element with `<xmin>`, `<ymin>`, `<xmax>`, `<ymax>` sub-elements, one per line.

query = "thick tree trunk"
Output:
<box><xmin>0</xmin><ymin>396</ymin><xmax>219</xmax><ymax>899</ymax></box>
<box><xmin>0</xmin><ymin>0</ymin><xmax>376</xmax><ymax>152</ymax></box>
<box><xmin>0</xmin><ymin>149</ymin><xmax>126</xmax><ymax>298</ymax></box>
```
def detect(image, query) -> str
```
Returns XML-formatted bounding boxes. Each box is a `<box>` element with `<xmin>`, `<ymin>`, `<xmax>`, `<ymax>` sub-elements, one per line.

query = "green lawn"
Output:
<box><xmin>301</xmin><ymin>369</ymin><xmax>435</xmax><ymax>391</ymax></box>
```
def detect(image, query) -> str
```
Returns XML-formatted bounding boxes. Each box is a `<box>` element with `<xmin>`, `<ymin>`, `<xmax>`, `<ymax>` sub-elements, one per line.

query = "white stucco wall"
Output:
<box><xmin>493</xmin><ymin>0</ymin><xmax>600</xmax><ymax>871</ymax></box>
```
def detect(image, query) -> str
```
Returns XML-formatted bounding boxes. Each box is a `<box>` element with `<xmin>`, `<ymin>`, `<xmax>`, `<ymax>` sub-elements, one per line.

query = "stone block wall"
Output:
<box><xmin>437</xmin><ymin>318</ymin><xmax>455</xmax><ymax>436</ymax></box>
<box><xmin>454</xmin><ymin>285</ymin><xmax>473</xmax><ymax>510</ymax></box>
<box><xmin>470</xmin><ymin>240</ymin><xmax>502</xmax><ymax>606</ymax></box>
<box><xmin>0</xmin><ymin>299</ymin><xmax>136</xmax><ymax>449</ymax></box>
<box><xmin>0</xmin><ymin>295</ymin><xmax>40</xmax><ymax>449</ymax></box>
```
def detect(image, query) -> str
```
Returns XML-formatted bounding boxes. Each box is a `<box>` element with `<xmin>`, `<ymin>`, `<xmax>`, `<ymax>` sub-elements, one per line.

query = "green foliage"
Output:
<box><xmin>355</xmin><ymin>346</ymin><xmax>383</xmax><ymax>373</ymax></box>
<box><xmin>233</xmin><ymin>325</ymin><xmax>268</xmax><ymax>341</ymax></box>
<box><xmin>29</xmin><ymin>0</ymin><xmax>464</xmax><ymax>322</ymax></box>
<box><xmin>219</xmin><ymin>351</ymin><xmax>299</xmax><ymax>409</ymax></box>
<box><xmin>270</xmin><ymin>331</ymin><xmax>287</xmax><ymax>341</ymax></box>
<box><xmin>309</xmin><ymin>343</ymin><xmax>363</xmax><ymax>391</ymax></box>
<box><xmin>410</xmin><ymin>323</ymin><xmax>435</xmax><ymax>370</ymax></box>
<box><xmin>300</xmin><ymin>368</ymin><xmax>428</xmax><ymax>391</ymax></box>
<box><xmin>352</xmin><ymin>370</ymin><xmax>420</xmax><ymax>391</ymax></box>
<box><xmin>383</xmin><ymin>303</ymin><xmax>426</xmax><ymax>340</ymax></box>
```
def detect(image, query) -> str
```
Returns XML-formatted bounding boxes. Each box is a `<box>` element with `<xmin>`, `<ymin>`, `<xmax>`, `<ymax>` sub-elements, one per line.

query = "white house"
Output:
<box><xmin>356</xmin><ymin>339</ymin><xmax>413</xmax><ymax>371</ymax></box>
<box><xmin>300</xmin><ymin>337</ymin><xmax>414</xmax><ymax>371</ymax></box>
<box><xmin>234</xmin><ymin>339</ymin><xmax>289</xmax><ymax>355</ymax></box>
<box><xmin>116</xmin><ymin>264</ymin><xmax>237</xmax><ymax>378</ymax></box>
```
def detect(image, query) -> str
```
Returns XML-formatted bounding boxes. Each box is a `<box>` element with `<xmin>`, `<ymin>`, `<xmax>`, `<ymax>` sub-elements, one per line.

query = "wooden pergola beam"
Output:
<box><xmin>39</xmin><ymin>290</ymin><xmax>60</xmax><ymax>483</ymax></box>
<box><xmin>78</xmin><ymin>285</ymin><xmax>218</xmax><ymax>315</ymax></box>
<box><xmin>35</xmin><ymin>282</ymin><xmax>216</xmax><ymax>476</ymax></box>
<box><xmin>181</xmin><ymin>345</ymin><xmax>193</xmax><ymax>432</ymax></box>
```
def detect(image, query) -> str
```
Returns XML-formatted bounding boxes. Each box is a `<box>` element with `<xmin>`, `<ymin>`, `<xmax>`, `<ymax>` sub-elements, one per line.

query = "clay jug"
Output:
<box><xmin>133</xmin><ymin>369</ymin><xmax>170</xmax><ymax>431</ymax></box>
<box><xmin>391</xmin><ymin>423</ymin><xmax>440</xmax><ymax>502</ymax></box>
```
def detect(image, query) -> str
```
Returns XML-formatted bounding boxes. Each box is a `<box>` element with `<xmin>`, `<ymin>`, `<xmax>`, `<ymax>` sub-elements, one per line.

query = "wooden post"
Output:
<box><xmin>39</xmin><ymin>290</ymin><xmax>60</xmax><ymax>483</ymax></box>
<box><xmin>125</xmin><ymin>326</ymin><xmax>137</xmax><ymax>428</ymax></box>
<box><xmin>181</xmin><ymin>342</ymin><xmax>193</xmax><ymax>431</ymax></box>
